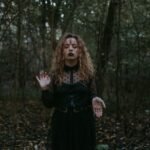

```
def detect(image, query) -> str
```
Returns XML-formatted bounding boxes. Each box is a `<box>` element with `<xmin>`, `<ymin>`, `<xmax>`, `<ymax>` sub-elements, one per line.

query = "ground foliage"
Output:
<box><xmin>0</xmin><ymin>101</ymin><xmax>149</xmax><ymax>150</ymax></box>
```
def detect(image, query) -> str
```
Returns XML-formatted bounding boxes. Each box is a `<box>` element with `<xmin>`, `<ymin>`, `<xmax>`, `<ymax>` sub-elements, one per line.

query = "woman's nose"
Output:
<box><xmin>69</xmin><ymin>46</ymin><xmax>73</xmax><ymax>51</ymax></box>
<box><xmin>69</xmin><ymin>49</ymin><xmax>73</xmax><ymax>51</ymax></box>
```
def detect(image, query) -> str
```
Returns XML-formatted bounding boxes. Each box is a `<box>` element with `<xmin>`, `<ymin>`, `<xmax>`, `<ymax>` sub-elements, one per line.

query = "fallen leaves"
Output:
<box><xmin>0</xmin><ymin>101</ymin><xmax>149</xmax><ymax>149</ymax></box>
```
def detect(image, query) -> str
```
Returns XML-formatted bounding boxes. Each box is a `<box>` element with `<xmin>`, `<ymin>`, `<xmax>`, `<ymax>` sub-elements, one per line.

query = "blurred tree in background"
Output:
<box><xmin>0</xmin><ymin>0</ymin><xmax>149</xmax><ymax>149</ymax></box>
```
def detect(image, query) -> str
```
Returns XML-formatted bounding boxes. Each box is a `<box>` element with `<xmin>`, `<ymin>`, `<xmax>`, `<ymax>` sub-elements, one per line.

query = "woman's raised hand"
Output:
<box><xmin>36</xmin><ymin>71</ymin><xmax>51</xmax><ymax>90</ymax></box>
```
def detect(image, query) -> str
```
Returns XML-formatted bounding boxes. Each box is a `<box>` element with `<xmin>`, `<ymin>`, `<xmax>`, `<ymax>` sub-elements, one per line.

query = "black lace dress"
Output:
<box><xmin>41</xmin><ymin>65</ymin><xmax>97</xmax><ymax>150</ymax></box>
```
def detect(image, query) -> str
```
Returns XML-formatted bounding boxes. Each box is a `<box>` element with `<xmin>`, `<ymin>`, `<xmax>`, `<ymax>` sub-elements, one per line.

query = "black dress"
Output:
<box><xmin>41</xmin><ymin>65</ymin><xmax>97</xmax><ymax>150</ymax></box>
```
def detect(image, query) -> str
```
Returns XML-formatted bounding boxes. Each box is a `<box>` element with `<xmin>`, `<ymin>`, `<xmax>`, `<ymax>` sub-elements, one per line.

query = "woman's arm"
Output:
<box><xmin>36</xmin><ymin>71</ymin><xmax>55</xmax><ymax>108</ymax></box>
<box><xmin>41</xmin><ymin>88</ymin><xmax>55</xmax><ymax>108</ymax></box>
<box><xmin>89</xmin><ymin>77</ymin><xmax>106</xmax><ymax>118</ymax></box>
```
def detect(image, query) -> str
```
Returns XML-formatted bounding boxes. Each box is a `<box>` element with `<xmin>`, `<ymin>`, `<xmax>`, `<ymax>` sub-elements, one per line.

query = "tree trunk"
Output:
<box><xmin>15</xmin><ymin>0</ymin><xmax>25</xmax><ymax>97</ymax></box>
<box><xmin>96</xmin><ymin>0</ymin><xmax>118</xmax><ymax>96</ymax></box>
<box><xmin>41</xmin><ymin>0</ymin><xmax>47</xmax><ymax>69</ymax></box>
<box><xmin>115</xmin><ymin>0</ymin><xmax>122</xmax><ymax>119</ymax></box>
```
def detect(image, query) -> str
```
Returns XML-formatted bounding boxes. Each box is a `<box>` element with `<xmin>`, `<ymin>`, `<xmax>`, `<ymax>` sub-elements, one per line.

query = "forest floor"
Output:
<box><xmin>0</xmin><ymin>100</ymin><xmax>149</xmax><ymax>150</ymax></box>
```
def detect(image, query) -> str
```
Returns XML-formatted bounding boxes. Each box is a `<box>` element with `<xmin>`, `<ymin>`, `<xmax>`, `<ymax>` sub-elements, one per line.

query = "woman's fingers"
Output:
<box><xmin>38</xmin><ymin>71</ymin><xmax>48</xmax><ymax>79</ymax></box>
<box><xmin>94</xmin><ymin>106</ymin><xmax>102</xmax><ymax>118</ymax></box>
<box><xmin>36</xmin><ymin>75</ymin><xmax>40</xmax><ymax>82</ymax></box>
<box><xmin>36</xmin><ymin>71</ymin><xmax>51</xmax><ymax>88</ymax></box>
<box><xmin>39</xmin><ymin>70</ymin><xmax>44</xmax><ymax>78</ymax></box>
<box><xmin>46</xmin><ymin>76</ymin><xmax>50</xmax><ymax>81</ymax></box>
<box><xmin>99</xmin><ymin>99</ymin><xmax>106</xmax><ymax>109</ymax></box>
<box><xmin>96</xmin><ymin>98</ymin><xmax>106</xmax><ymax>109</ymax></box>
<box><xmin>93</xmin><ymin>97</ymin><xmax>106</xmax><ymax>109</ymax></box>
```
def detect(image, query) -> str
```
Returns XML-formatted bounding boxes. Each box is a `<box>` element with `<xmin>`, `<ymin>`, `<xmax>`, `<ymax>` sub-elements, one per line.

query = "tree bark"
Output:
<box><xmin>96</xmin><ymin>0</ymin><xmax>118</xmax><ymax>96</ymax></box>
<box><xmin>41</xmin><ymin>0</ymin><xmax>47</xmax><ymax>69</ymax></box>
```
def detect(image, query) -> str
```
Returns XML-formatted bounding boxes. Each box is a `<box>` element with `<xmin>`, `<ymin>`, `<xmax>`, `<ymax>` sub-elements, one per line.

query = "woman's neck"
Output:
<box><xmin>65</xmin><ymin>59</ymin><xmax>78</xmax><ymax>67</ymax></box>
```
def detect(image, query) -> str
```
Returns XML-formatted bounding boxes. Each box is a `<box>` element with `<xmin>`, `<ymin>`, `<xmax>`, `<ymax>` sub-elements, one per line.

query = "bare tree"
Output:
<box><xmin>96</xmin><ymin>0</ymin><xmax>119</xmax><ymax>95</ymax></box>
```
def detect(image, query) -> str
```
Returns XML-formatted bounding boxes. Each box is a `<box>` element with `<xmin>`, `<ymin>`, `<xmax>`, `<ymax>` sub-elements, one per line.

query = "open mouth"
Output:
<box><xmin>68</xmin><ymin>53</ymin><xmax>74</xmax><ymax>56</ymax></box>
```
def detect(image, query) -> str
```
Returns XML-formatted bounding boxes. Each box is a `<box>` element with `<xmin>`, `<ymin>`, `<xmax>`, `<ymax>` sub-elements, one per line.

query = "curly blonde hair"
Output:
<box><xmin>50</xmin><ymin>33</ymin><xmax>95</xmax><ymax>84</ymax></box>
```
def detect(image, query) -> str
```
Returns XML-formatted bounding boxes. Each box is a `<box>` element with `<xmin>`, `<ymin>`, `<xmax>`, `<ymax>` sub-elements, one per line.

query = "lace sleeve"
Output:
<box><xmin>89</xmin><ymin>76</ymin><xmax>97</xmax><ymax>99</ymax></box>
<box><xmin>41</xmin><ymin>74</ymin><xmax>55</xmax><ymax>108</ymax></box>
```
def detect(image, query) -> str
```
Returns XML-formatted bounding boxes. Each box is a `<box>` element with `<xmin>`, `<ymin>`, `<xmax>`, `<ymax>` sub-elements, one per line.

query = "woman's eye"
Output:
<box><xmin>73</xmin><ymin>45</ymin><xmax>77</xmax><ymax>48</ymax></box>
<box><xmin>64</xmin><ymin>45</ymin><xmax>69</xmax><ymax>48</ymax></box>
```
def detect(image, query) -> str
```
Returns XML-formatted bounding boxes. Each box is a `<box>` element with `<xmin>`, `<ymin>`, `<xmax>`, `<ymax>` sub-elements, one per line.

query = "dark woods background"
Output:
<box><xmin>0</xmin><ymin>0</ymin><xmax>149</xmax><ymax>149</ymax></box>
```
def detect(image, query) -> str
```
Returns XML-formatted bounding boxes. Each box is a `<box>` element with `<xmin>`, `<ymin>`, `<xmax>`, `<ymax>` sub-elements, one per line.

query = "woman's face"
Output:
<box><xmin>63</xmin><ymin>37</ymin><xmax>79</xmax><ymax>61</ymax></box>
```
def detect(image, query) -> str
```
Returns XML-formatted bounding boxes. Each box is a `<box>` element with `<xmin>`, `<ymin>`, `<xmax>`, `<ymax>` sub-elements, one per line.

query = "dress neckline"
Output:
<box><xmin>64</xmin><ymin>63</ymin><xmax>79</xmax><ymax>72</ymax></box>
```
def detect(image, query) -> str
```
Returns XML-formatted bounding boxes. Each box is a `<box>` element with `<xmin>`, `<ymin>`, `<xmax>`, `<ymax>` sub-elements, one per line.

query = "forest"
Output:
<box><xmin>0</xmin><ymin>0</ymin><xmax>149</xmax><ymax>149</ymax></box>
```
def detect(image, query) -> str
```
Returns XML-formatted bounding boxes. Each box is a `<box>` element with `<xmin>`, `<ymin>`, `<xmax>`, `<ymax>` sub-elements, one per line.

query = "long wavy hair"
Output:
<box><xmin>51</xmin><ymin>33</ymin><xmax>95</xmax><ymax>84</ymax></box>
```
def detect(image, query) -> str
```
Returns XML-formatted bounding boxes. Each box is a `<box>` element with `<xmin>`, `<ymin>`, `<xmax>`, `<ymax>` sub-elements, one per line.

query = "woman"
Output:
<box><xmin>36</xmin><ymin>33</ymin><xmax>106</xmax><ymax>150</ymax></box>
